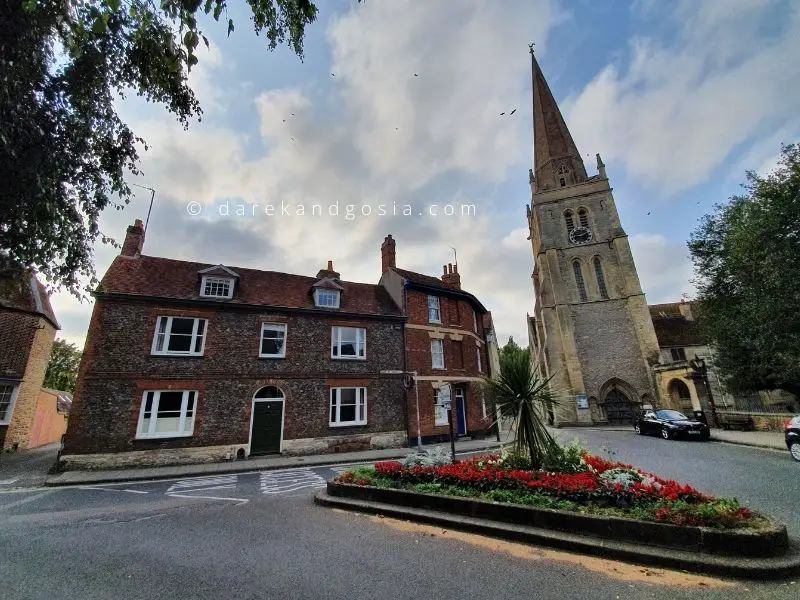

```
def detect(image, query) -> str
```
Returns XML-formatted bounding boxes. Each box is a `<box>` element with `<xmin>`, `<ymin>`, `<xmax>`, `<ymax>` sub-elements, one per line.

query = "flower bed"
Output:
<box><xmin>334</xmin><ymin>452</ymin><xmax>761</xmax><ymax>530</ymax></box>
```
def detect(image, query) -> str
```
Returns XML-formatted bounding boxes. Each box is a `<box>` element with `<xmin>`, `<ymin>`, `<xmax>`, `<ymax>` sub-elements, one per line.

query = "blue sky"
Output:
<box><xmin>50</xmin><ymin>0</ymin><xmax>800</xmax><ymax>349</ymax></box>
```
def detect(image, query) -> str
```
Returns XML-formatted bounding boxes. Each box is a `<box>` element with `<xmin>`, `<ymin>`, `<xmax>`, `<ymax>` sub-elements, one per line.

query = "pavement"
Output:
<box><xmin>42</xmin><ymin>435</ymin><xmax>513</xmax><ymax>488</ymax></box>
<box><xmin>2</xmin><ymin>428</ymin><xmax>798</xmax><ymax>600</ymax></box>
<box><xmin>0</xmin><ymin>443</ymin><xmax>60</xmax><ymax>489</ymax></box>
<box><xmin>549</xmin><ymin>425</ymin><xmax>787</xmax><ymax>450</ymax></box>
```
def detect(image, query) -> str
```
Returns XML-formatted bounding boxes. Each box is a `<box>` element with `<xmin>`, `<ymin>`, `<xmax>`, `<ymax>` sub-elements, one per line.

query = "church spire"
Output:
<box><xmin>530</xmin><ymin>49</ymin><xmax>587</xmax><ymax>193</ymax></box>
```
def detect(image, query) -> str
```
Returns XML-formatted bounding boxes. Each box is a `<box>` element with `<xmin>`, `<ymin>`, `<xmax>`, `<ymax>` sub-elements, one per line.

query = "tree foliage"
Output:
<box><xmin>1</xmin><ymin>0</ymin><xmax>319</xmax><ymax>295</ymax></box>
<box><xmin>43</xmin><ymin>338</ymin><xmax>83</xmax><ymax>394</ymax></box>
<box><xmin>499</xmin><ymin>335</ymin><xmax>523</xmax><ymax>363</ymax></box>
<box><xmin>688</xmin><ymin>143</ymin><xmax>800</xmax><ymax>397</ymax></box>
<box><xmin>482</xmin><ymin>346</ymin><xmax>559</xmax><ymax>469</ymax></box>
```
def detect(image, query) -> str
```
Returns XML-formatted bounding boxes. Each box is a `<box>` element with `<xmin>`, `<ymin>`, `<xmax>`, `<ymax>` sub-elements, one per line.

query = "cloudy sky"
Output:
<box><xmin>50</xmin><ymin>0</ymin><xmax>800</xmax><ymax>349</ymax></box>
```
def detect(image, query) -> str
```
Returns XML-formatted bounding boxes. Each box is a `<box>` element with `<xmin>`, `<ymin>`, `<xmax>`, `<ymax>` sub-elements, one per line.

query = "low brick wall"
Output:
<box><xmin>59</xmin><ymin>444</ymin><xmax>249</xmax><ymax>470</ymax></box>
<box><xmin>327</xmin><ymin>482</ymin><xmax>789</xmax><ymax>558</ymax></box>
<box><xmin>282</xmin><ymin>431</ymin><xmax>407</xmax><ymax>455</ymax></box>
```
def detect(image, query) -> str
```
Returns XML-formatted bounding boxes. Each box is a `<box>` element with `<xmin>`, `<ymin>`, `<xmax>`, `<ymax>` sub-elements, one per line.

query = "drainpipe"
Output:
<box><xmin>403</xmin><ymin>282</ymin><xmax>423</xmax><ymax>450</ymax></box>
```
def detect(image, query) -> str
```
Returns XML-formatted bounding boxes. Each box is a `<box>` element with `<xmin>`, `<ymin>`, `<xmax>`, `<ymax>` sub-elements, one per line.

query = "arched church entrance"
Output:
<box><xmin>600</xmin><ymin>380</ymin><xmax>640</xmax><ymax>425</ymax></box>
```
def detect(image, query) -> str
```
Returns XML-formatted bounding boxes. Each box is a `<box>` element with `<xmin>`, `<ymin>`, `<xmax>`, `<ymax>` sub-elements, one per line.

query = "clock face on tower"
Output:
<box><xmin>569</xmin><ymin>227</ymin><xmax>592</xmax><ymax>245</ymax></box>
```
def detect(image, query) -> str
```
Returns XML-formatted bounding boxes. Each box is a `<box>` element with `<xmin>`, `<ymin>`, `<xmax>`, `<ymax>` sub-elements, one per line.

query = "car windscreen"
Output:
<box><xmin>655</xmin><ymin>410</ymin><xmax>688</xmax><ymax>421</ymax></box>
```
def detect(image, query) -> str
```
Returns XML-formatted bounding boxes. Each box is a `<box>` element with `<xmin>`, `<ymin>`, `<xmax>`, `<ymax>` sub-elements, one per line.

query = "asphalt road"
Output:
<box><xmin>0</xmin><ymin>433</ymin><xmax>797</xmax><ymax>600</ymax></box>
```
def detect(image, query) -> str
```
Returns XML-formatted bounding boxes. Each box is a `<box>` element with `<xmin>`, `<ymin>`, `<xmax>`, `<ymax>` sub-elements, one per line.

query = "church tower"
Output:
<box><xmin>526</xmin><ymin>51</ymin><xmax>661</xmax><ymax>426</ymax></box>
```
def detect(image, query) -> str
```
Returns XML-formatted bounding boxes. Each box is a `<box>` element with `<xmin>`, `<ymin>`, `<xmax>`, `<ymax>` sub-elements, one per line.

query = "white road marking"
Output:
<box><xmin>167</xmin><ymin>493</ymin><xmax>248</xmax><ymax>506</ymax></box>
<box><xmin>0</xmin><ymin>490</ymin><xmax>54</xmax><ymax>510</ymax></box>
<box><xmin>164</xmin><ymin>475</ymin><xmax>246</xmax><ymax>504</ymax></box>
<box><xmin>167</xmin><ymin>475</ymin><xmax>238</xmax><ymax>493</ymax></box>
<box><xmin>0</xmin><ymin>478</ymin><xmax>20</xmax><ymax>485</ymax></box>
<box><xmin>80</xmin><ymin>487</ymin><xmax>149</xmax><ymax>494</ymax></box>
<box><xmin>260</xmin><ymin>469</ymin><xmax>326</xmax><ymax>494</ymax></box>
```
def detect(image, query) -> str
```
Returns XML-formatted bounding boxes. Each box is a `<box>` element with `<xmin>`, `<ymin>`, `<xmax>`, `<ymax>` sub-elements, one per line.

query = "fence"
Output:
<box><xmin>722</xmin><ymin>390</ymin><xmax>799</xmax><ymax>415</ymax></box>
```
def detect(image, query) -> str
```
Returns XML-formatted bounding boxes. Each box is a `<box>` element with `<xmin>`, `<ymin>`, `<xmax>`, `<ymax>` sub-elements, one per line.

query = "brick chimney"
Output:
<box><xmin>441</xmin><ymin>263</ymin><xmax>461</xmax><ymax>289</ymax></box>
<box><xmin>381</xmin><ymin>234</ymin><xmax>396</xmax><ymax>272</ymax></box>
<box><xmin>316</xmin><ymin>260</ymin><xmax>341</xmax><ymax>280</ymax></box>
<box><xmin>120</xmin><ymin>219</ymin><xmax>145</xmax><ymax>257</ymax></box>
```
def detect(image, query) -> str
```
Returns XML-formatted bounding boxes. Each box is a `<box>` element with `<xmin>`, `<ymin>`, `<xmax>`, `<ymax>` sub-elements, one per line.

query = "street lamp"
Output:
<box><xmin>690</xmin><ymin>356</ymin><xmax>718</xmax><ymax>427</ymax></box>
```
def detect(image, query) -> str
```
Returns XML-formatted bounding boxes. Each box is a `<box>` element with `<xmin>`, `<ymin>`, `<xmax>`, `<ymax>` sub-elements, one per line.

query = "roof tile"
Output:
<box><xmin>100</xmin><ymin>256</ymin><xmax>402</xmax><ymax>317</ymax></box>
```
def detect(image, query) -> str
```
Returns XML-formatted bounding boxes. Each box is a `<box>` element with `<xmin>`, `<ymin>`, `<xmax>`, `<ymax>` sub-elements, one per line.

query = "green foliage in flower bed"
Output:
<box><xmin>334</xmin><ymin>445</ymin><xmax>762</xmax><ymax>530</ymax></box>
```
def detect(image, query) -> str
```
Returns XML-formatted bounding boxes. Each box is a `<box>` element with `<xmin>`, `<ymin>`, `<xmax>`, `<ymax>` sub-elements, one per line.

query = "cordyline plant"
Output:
<box><xmin>482</xmin><ymin>345</ymin><xmax>559</xmax><ymax>469</ymax></box>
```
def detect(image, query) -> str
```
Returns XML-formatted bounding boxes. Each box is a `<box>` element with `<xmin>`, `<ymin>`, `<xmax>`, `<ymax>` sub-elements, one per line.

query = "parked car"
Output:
<box><xmin>634</xmin><ymin>409</ymin><xmax>710</xmax><ymax>441</ymax></box>
<box><xmin>786</xmin><ymin>416</ymin><xmax>800</xmax><ymax>462</ymax></box>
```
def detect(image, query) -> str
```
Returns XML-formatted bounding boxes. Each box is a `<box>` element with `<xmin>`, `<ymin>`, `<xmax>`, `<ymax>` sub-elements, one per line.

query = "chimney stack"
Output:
<box><xmin>441</xmin><ymin>262</ymin><xmax>461</xmax><ymax>289</ymax></box>
<box><xmin>316</xmin><ymin>260</ymin><xmax>340</xmax><ymax>280</ymax></box>
<box><xmin>381</xmin><ymin>234</ymin><xmax>396</xmax><ymax>272</ymax></box>
<box><xmin>121</xmin><ymin>219</ymin><xmax>145</xmax><ymax>257</ymax></box>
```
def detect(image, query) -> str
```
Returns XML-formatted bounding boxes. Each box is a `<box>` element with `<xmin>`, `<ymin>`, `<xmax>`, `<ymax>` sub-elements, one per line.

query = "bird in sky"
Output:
<box><xmin>510</xmin><ymin>108</ymin><xmax>517</xmax><ymax>115</ymax></box>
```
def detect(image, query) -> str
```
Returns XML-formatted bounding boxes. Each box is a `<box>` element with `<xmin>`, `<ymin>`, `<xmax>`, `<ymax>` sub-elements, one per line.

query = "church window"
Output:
<box><xmin>578</xmin><ymin>208</ymin><xmax>589</xmax><ymax>228</ymax></box>
<box><xmin>593</xmin><ymin>256</ymin><xmax>609</xmax><ymax>299</ymax></box>
<box><xmin>564</xmin><ymin>210</ymin><xmax>575</xmax><ymax>232</ymax></box>
<box><xmin>557</xmin><ymin>164</ymin><xmax>569</xmax><ymax>174</ymax></box>
<box><xmin>560</xmin><ymin>178</ymin><xmax>566</xmax><ymax>187</ymax></box>
<box><xmin>572</xmin><ymin>261</ymin><xmax>588</xmax><ymax>302</ymax></box>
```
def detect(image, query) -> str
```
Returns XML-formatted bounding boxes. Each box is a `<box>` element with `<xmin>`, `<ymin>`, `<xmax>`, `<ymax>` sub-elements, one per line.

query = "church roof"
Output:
<box><xmin>531</xmin><ymin>52</ymin><xmax>588</xmax><ymax>192</ymax></box>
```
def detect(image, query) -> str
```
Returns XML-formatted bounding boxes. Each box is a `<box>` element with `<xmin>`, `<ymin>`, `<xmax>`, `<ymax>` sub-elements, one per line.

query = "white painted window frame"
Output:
<box><xmin>431</xmin><ymin>339</ymin><xmax>445</xmax><ymax>369</ymax></box>
<box><xmin>428</xmin><ymin>295</ymin><xmax>441</xmax><ymax>323</ymax></box>
<box><xmin>151</xmin><ymin>316</ymin><xmax>207</xmax><ymax>356</ymax></box>
<box><xmin>473</xmin><ymin>310</ymin><xmax>478</xmax><ymax>332</ymax></box>
<box><xmin>329</xmin><ymin>387</ymin><xmax>367</xmax><ymax>427</ymax></box>
<box><xmin>136</xmin><ymin>390</ymin><xmax>197</xmax><ymax>439</ymax></box>
<box><xmin>0</xmin><ymin>382</ymin><xmax>21</xmax><ymax>425</ymax></box>
<box><xmin>259</xmin><ymin>323</ymin><xmax>287</xmax><ymax>358</ymax></box>
<box><xmin>331</xmin><ymin>326</ymin><xmax>366</xmax><ymax>360</ymax></box>
<box><xmin>315</xmin><ymin>289</ymin><xmax>341</xmax><ymax>309</ymax></box>
<box><xmin>199</xmin><ymin>276</ymin><xmax>235</xmax><ymax>299</ymax></box>
<box><xmin>476</xmin><ymin>345</ymin><xmax>482</xmax><ymax>373</ymax></box>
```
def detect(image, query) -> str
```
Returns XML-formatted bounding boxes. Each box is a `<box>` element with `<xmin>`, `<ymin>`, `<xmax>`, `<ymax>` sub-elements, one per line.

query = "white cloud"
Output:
<box><xmin>565</xmin><ymin>0</ymin><xmax>800</xmax><ymax>195</ymax></box>
<box><xmin>50</xmin><ymin>1</ymin><xmax>561</xmax><ymax>348</ymax></box>
<box><xmin>630</xmin><ymin>233</ymin><xmax>696</xmax><ymax>303</ymax></box>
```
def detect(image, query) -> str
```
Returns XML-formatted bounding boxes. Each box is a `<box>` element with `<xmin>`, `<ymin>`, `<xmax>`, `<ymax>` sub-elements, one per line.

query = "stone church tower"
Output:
<box><xmin>526</xmin><ymin>51</ymin><xmax>661</xmax><ymax>426</ymax></box>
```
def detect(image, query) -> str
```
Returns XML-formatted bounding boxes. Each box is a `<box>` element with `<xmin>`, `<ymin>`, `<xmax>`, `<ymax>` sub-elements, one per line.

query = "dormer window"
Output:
<box><xmin>315</xmin><ymin>288</ymin><xmax>340</xmax><ymax>308</ymax></box>
<box><xmin>197</xmin><ymin>264</ymin><xmax>239</xmax><ymax>299</ymax></box>
<box><xmin>200</xmin><ymin>276</ymin><xmax>234</xmax><ymax>299</ymax></box>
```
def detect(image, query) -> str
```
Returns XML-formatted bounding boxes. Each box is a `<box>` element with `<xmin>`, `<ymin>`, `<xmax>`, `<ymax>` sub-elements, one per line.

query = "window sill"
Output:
<box><xmin>331</xmin><ymin>357</ymin><xmax>367</xmax><ymax>361</ymax></box>
<box><xmin>135</xmin><ymin>433</ymin><xmax>194</xmax><ymax>440</ymax></box>
<box><xmin>150</xmin><ymin>353</ymin><xmax>205</xmax><ymax>358</ymax></box>
<box><xmin>258</xmin><ymin>355</ymin><xmax>286</xmax><ymax>360</ymax></box>
<box><xmin>431</xmin><ymin>367</ymin><xmax>446</xmax><ymax>370</ymax></box>
<box><xmin>329</xmin><ymin>422</ymin><xmax>368</xmax><ymax>428</ymax></box>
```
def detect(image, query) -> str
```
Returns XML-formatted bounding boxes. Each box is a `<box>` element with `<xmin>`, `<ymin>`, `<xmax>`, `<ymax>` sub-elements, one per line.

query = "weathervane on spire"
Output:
<box><xmin>528</xmin><ymin>42</ymin><xmax>535</xmax><ymax>55</ymax></box>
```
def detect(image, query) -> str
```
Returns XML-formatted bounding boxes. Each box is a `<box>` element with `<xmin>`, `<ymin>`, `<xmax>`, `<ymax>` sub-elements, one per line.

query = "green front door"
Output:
<box><xmin>250</xmin><ymin>401</ymin><xmax>283</xmax><ymax>455</ymax></box>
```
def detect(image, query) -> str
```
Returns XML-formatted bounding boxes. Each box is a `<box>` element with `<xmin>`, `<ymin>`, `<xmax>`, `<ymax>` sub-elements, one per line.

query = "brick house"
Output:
<box><xmin>378</xmin><ymin>235</ymin><xmax>496</xmax><ymax>444</ymax></box>
<box><xmin>0</xmin><ymin>272</ymin><xmax>60</xmax><ymax>450</ymax></box>
<box><xmin>61</xmin><ymin>220</ymin><xmax>408</xmax><ymax>469</ymax></box>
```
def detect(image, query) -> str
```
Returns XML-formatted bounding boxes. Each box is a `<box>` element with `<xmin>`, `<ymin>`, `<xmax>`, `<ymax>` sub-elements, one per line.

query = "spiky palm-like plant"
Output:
<box><xmin>482</xmin><ymin>346</ymin><xmax>559</xmax><ymax>469</ymax></box>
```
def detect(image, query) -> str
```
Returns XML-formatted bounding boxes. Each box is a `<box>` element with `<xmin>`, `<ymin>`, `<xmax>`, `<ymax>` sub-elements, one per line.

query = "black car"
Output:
<box><xmin>634</xmin><ymin>409</ymin><xmax>710</xmax><ymax>441</ymax></box>
<box><xmin>786</xmin><ymin>416</ymin><xmax>800</xmax><ymax>462</ymax></box>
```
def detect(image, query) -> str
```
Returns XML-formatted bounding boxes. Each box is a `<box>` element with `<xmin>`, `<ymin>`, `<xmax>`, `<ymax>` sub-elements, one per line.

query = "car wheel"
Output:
<box><xmin>634</xmin><ymin>423</ymin><xmax>642</xmax><ymax>435</ymax></box>
<box><xmin>790</xmin><ymin>442</ymin><xmax>800</xmax><ymax>462</ymax></box>
<box><xmin>661</xmin><ymin>427</ymin><xmax>671</xmax><ymax>440</ymax></box>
